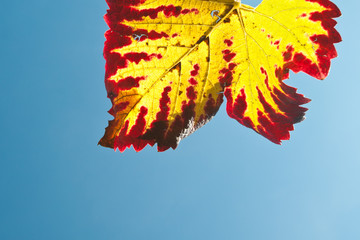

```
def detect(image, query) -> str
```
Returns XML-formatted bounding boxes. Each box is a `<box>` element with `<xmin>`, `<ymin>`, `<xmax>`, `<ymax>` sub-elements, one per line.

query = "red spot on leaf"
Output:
<box><xmin>186</xmin><ymin>86</ymin><xmax>197</xmax><ymax>100</ymax></box>
<box><xmin>147</xmin><ymin>30</ymin><xmax>170</xmax><ymax>40</ymax></box>
<box><xmin>260</xmin><ymin>67</ymin><xmax>271</xmax><ymax>91</ymax></box>
<box><xmin>115</xmin><ymin>76</ymin><xmax>146</xmax><ymax>90</ymax></box>
<box><xmin>282</xmin><ymin>45</ymin><xmax>294</xmax><ymax>62</ymax></box>
<box><xmin>157</xmin><ymin>86</ymin><xmax>171</xmax><ymax>120</ymax></box>
<box><xmin>190</xmin><ymin>64</ymin><xmax>200</xmax><ymax>77</ymax></box>
<box><xmin>180</xmin><ymin>9</ymin><xmax>190</xmax><ymax>14</ymax></box>
<box><xmin>188</xmin><ymin>64</ymin><xmax>200</xmax><ymax>86</ymax></box>
<box><xmin>224</xmin><ymin>39</ymin><xmax>233</xmax><ymax>47</ymax></box>
<box><xmin>222</xmin><ymin>49</ymin><xmax>236</xmax><ymax>62</ymax></box>
<box><xmin>228</xmin><ymin>63</ymin><xmax>237</xmax><ymax>71</ymax></box>
<box><xmin>189</xmin><ymin>78</ymin><xmax>198</xmax><ymax>85</ymax></box>
<box><xmin>191</xmin><ymin>8</ymin><xmax>199</xmax><ymax>14</ymax></box>
<box><xmin>219</xmin><ymin>51</ymin><xmax>237</xmax><ymax>87</ymax></box>
<box><xmin>181</xmin><ymin>8</ymin><xmax>199</xmax><ymax>15</ymax></box>
<box><xmin>233</xmin><ymin>89</ymin><xmax>247</xmax><ymax>119</ymax></box>
<box><xmin>219</xmin><ymin>68</ymin><xmax>233</xmax><ymax>87</ymax></box>
<box><xmin>124</xmin><ymin>52</ymin><xmax>162</xmax><ymax>64</ymax></box>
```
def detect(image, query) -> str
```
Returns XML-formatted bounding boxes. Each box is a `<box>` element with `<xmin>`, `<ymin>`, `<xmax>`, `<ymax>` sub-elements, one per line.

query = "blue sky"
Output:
<box><xmin>1</xmin><ymin>0</ymin><xmax>359</xmax><ymax>239</ymax></box>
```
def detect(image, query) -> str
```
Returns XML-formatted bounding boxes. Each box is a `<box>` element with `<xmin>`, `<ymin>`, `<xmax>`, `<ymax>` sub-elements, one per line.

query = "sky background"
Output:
<box><xmin>1</xmin><ymin>0</ymin><xmax>359</xmax><ymax>239</ymax></box>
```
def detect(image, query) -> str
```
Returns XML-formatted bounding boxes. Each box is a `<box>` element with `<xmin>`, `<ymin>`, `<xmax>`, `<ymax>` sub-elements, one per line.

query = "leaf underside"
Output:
<box><xmin>99</xmin><ymin>0</ymin><xmax>341</xmax><ymax>152</ymax></box>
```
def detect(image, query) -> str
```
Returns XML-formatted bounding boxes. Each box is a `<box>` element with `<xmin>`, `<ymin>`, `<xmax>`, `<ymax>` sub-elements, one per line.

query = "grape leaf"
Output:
<box><xmin>99</xmin><ymin>0</ymin><xmax>341</xmax><ymax>152</ymax></box>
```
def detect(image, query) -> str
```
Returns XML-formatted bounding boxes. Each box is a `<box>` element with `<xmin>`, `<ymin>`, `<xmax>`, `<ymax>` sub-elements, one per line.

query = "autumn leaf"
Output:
<box><xmin>99</xmin><ymin>0</ymin><xmax>341</xmax><ymax>152</ymax></box>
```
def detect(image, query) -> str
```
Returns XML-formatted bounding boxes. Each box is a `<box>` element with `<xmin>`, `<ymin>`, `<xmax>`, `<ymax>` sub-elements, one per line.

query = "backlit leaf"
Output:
<box><xmin>99</xmin><ymin>0</ymin><xmax>341</xmax><ymax>152</ymax></box>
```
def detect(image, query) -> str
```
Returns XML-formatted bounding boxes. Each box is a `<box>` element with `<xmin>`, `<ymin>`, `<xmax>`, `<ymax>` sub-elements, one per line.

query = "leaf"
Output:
<box><xmin>99</xmin><ymin>0</ymin><xmax>341</xmax><ymax>152</ymax></box>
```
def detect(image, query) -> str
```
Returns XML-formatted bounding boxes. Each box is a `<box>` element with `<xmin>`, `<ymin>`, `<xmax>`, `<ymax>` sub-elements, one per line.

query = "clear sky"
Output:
<box><xmin>1</xmin><ymin>0</ymin><xmax>359</xmax><ymax>239</ymax></box>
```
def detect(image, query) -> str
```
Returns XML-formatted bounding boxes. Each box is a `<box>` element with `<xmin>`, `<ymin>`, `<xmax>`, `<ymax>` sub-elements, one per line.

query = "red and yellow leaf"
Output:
<box><xmin>99</xmin><ymin>0</ymin><xmax>341</xmax><ymax>152</ymax></box>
